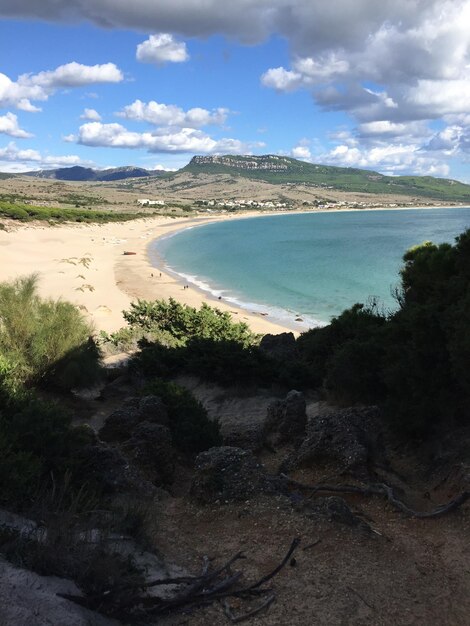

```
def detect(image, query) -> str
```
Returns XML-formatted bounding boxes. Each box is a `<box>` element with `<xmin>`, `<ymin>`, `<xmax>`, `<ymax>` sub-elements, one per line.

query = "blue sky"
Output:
<box><xmin>1</xmin><ymin>1</ymin><xmax>470</xmax><ymax>181</ymax></box>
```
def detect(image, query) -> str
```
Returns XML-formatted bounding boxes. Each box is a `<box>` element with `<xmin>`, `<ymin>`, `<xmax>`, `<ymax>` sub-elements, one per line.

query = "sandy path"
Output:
<box><xmin>0</xmin><ymin>214</ymin><xmax>295</xmax><ymax>335</ymax></box>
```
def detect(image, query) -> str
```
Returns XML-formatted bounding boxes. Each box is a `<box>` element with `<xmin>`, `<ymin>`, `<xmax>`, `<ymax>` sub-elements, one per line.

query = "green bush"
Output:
<box><xmin>123</xmin><ymin>298</ymin><xmax>258</xmax><ymax>347</ymax></box>
<box><xmin>297</xmin><ymin>302</ymin><xmax>386</xmax><ymax>388</ymax></box>
<box><xmin>299</xmin><ymin>229</ymin><xmax>470</xmax><ymax>438</ymax></box>
<box><xmin>0</xmin><ymin>275</ymin><xmax>102</xmax><ymax>390</ymax></box>
<box><xmin>144</xmin><ymin>379</ymin><xmax>221</xmax><ymax>455</ymax></box>
<box><xmin>0</xmin><ymin>385</ymin><xmax>88</xmax><ymax>506</ymax></box>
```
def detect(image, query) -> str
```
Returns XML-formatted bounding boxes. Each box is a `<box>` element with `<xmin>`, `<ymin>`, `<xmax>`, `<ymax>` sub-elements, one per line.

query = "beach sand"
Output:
<box><xmin>0</xmin><ymin>214</ymin><xmax>294</xmax><ymax>336</ymax></box>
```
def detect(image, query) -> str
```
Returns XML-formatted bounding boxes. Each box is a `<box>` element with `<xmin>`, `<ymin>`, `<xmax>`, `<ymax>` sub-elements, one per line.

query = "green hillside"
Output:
<box><xmin>182</xmin><ymin>155</ymin><xmax>470</xmax><ymax>202</ymax></box>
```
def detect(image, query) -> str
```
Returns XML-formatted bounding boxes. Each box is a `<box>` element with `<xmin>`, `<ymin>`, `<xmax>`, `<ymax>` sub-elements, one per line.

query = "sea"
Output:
<box><xmin>150</xmin><ymin>207</ymin><xmax>470</xmax><ymax>329</ymax></box>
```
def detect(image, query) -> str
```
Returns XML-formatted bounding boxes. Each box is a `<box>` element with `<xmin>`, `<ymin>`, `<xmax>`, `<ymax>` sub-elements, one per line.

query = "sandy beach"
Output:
<box><xmin>0</xmin><ymin>213</ymin><xmax>294</xmax><ymax>336</ymax></box>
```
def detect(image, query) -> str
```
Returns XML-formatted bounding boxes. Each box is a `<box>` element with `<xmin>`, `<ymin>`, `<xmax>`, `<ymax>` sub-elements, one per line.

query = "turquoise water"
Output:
<box><xmin>151</xmin><ymin>208</ymin><xmax>470</xmax><ymax>327</ymax></box>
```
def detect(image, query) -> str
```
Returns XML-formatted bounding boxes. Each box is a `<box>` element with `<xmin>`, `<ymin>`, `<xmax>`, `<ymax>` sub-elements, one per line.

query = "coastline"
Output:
<box><xmin>0</xmin><ymin>204</ymin><xmax>468</xmax><ymax>337</ymax></box>
<box><xmin>0</xmin><ymin>213</ymin><xmax>297</xmax><ymax>336</ymax></box>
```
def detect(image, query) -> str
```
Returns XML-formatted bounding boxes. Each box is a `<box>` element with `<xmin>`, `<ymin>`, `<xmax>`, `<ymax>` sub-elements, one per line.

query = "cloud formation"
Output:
<box><xmin>0</xmin><ymin>141</ymin><xmax>92</xmax><ymax>172</ymax></box>
<box><xmin>70</xmin><ymin>121</ymin><xmax>262</xmax><ymax>154</ymax></box>
<box><xmin>117</xmin><ymin>100</ymin><xmax>228</xmax><ymax>128</ymax></box>
<box><xmin>80</xmin><ymin>108</ymin><xmax>102</xmax><ymax>121</ymax></box>
<box><xmin>0</xmin><ymin>62</ymin><xmax>123</xmax><ymax>111</ymax></box>
<box><xmin>136</xmin><ymin>33</ymin><xmax>189</xmax><ymax>65</ymax></box>
<box><xmin>0</xmin><ymin>112</ymin><xmax>33</xmax><ymax>138</ymax></box>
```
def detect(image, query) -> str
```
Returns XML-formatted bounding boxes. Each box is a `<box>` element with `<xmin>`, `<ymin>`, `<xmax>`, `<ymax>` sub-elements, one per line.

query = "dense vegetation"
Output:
<box><xmin>298</xmin><ymin>230</ymin><xmax>470</xmax><ymax>436</ymax></box>
<box><xmin>183</xmin><ymin>155</ymin><xmax>470</xmax><ymax>202</ymax></box>
<box><xmin>0</xmin><ymin>200</ymin><xmax>152</xmax><ymax>223</ymax></box>
<box><xmin>0</xmin><ymin>276</ymin><xmax>103</xmax><ymax>505</ymax></box>
<box><xmin>103</xmin><ymin>298</ymin><xmax>306</xmax><ymax>388</ymax></box>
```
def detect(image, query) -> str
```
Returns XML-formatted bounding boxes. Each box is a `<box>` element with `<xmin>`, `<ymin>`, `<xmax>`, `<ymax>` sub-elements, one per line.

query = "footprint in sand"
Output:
<box><xmin>94</xmin><ymin>305</ymin><xmax>112</xmax><ymax>316</ymax></box>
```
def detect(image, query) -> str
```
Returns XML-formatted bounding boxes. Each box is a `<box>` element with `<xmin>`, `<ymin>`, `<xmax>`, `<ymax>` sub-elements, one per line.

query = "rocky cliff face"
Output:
<box><xmin>190</xmin><ymin>155</ymin><xmax>290</xmax><ymax>171</ymax></box>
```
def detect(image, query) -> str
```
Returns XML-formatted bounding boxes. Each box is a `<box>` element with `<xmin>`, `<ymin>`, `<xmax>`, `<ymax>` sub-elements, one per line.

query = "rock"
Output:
<box><xmin>98</xmin><ymin>408</ymin><xmax>141</xmax><ymax>443</ymax></box>
<box><xmin>221</xmin><ymin>421</ymin><xmax>265</xmax><ymax>452</ymax></box>
<box><xmin>265</xmin><ymin>390</ymin><xmax>307</xmax><ymax>446</ymax></box>
<box><xmin>125</xmin><ymin>422</ymin><xmax>175</xmax><ymax>485</ymax></box>
<box><xmin>0</xmin><ymin>558</ymin><xmax>118</xmax><ymax>626</ymax></box>
<box><xmin>259</xmin><ymin>332</ymin><xmax>298</xmax><ymax>360</ymax></box>
<box><xmin>282</xmin><ymin>406</ymin><xmax>383</xmax><ymax>476</ymax></box>
<box><xmin>77</xmin><ymin>442</ymin><xmax>155</xmax><ymax>496</ymax></box>
<box><xmin>191</xmin><ymin>447</ymin><xmax>279</xmax><ymax>504</ymax></box>
<box><xmin>138</xmin><ymin>395</ymin><xmax>169</xmax><ymax>426</ymax></box>
<box><xmin>98</xmin><ymin>395</ymin><xmax>168</xmax><ymax>442</ymax></box>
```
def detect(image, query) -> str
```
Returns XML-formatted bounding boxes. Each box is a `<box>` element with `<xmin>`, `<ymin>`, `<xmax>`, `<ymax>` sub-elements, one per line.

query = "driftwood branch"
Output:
<box><xmin>58</xmin><ymin>538</ymin><xmax>301</xmax><ymax>623</ymax></box>
<box><xmin>280</xmin><ymin>474</ymin><xmax>470</xmax><ymax>519</ymax></box>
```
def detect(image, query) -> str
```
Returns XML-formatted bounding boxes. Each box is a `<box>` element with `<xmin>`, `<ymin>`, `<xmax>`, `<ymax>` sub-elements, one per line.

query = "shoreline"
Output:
<box><xmin>0</xmin><ymin>204</ymin><xmax>468</xmax><ymax>337</ymax></box>
<box><xmin>0</xmin><ymin>213</ymin><xmax>297</xmax><ymax>336</ymax></box>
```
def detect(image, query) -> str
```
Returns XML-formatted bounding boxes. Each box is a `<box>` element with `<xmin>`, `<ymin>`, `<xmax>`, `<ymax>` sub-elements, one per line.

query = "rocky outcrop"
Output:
<box><xmin>282</xmin><ymin>406</ymin><xmax>383</xmax><ymax>476</ymax></box>
<box><xmin>98</xmin><ymin>395</ymin><xmax>168</xmax><ymax>442</ymax></box>
<box><xmin>190</xmin><ymin>447</ymin><xmax>279</xmax><ymax>504</ymax></box>
<box><xmin>0</xmin><ymin>558</ymin><xmax>118</xmax><ymax>626</ymax></box>
<box><xmin>264</xmin><ymin>390</ymin><xmax>307</xmax><ymax>446</ymax></box>
<box><xmin>124</xmin><ymin>422</ymin><xmax>175</xmax><ymax>485</ymax></box>
<box><xmin>221</xmin><ymin>422</ymin><xmax>265</xmax><ymax>452</ymax></box>
<box><xmin>77</xmin><ymin>441</ymin><xmax>155</xmax><ymax>496</ymax></box>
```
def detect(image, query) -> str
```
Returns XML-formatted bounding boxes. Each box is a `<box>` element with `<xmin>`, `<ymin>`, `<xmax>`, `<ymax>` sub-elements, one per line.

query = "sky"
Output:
<box><xmin>1</xmin><ymin>1</ymin><xmax>470</xmax><ymax>181</ymax></box>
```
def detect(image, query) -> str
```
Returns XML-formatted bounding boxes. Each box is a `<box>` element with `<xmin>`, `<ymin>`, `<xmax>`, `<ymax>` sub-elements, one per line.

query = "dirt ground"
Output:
<box><xmin>75</xmin><ymin>380</ymin><xmax>470</xmax><ymax>626</ymax></box>
<box><xmin>154</xmin><ymin>464</ymin><xmax>470</xmax><ymax>626</ymax></box>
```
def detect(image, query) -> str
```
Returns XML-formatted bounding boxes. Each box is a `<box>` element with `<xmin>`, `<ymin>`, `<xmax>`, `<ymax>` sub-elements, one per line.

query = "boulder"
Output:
<box><xmin>124</xmin><ymin>422</ymin><xmax>175</xmax><ymax>485</ymax></box>
<box><xmin>190</xmin><ymin>446</ymin><xmax>279</xmax><ymax>504</ymax></box>
<box><xmin>98</xmin><ymin>409</ymin><xmax>141</xmax><ymax>443</ymax></box>
<box><xmin>265</xmin><ymin>390</ymin><xmax>307</xmax><ymax>446</ymax></box>
<box><xmin>282</xmin><ymin>406</ymin><xmax>383</xmax><ymax>476</ymax></box>
<box><xmin>77</xmin><ymin>442</ymin><xmax>155</xmax><ymax>496</ymax></box>
<box><xmin>221</xmin><ymin>421</ymin><xmax>265</xmax><ymax>452</ymax></box>
<box><xmin>138</xmin><ymin>396</ymin><xmax>169</xmax><ymax>426</ymax></box>
<box><xmin>259</xmin><ymin>332</ymin><xmax>298</xmax><ymax>360</ymax></box>
<box><xmin>98</xmin><ymin>395</ymin><xmax>168</xmax><ymax>442</ymax></box>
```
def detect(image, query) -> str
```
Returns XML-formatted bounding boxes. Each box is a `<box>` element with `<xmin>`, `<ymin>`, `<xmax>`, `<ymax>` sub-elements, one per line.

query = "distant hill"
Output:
<box><xmin>22</xmin><ymin>165</ymin><xmax>168</xmax><ymax>182</ymax></box>
<box><xmin>182</xmin><ymin>155</ymin><xmax>470</xmax><ymax>203</ymax></box>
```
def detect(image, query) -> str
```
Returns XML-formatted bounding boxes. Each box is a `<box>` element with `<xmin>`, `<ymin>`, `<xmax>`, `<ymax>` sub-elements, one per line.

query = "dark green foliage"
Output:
<box><xmin>299</xmin><ymin>229</ymin><xmax>470</xmax><ymax>437</ymax></box>
<box><xmin>144</xmin><ymin>379</ymin><xmax>221</xmax><ymax>455</ymax></box>
<box><xmin>123</xmin><ymin>298</ymin><xmax>309</xmax><ymax>389</ymax></box>
<box><xmin>297</xmin><ymin>303</ymin><xmax>386</xmax><ymax>388</ymax></box>
<box><xmin>0</xmin><ymin>385</ymin><xmax>86</xmax><ymax>505</ymax></box>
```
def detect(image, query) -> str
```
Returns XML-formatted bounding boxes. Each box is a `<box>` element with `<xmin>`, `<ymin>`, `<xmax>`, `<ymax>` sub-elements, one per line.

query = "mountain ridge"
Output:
<box><xmin>4</xmin><ymin>155</ymin><xmax>470</xmax><ymax>202</ymax></box>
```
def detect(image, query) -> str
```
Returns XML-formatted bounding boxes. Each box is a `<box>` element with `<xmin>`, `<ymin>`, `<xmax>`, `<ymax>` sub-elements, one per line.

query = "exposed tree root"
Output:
<box><xmin>280</xmin><ymin>474</ymin><xmax>470</xmax><ymax>518</ymax></box>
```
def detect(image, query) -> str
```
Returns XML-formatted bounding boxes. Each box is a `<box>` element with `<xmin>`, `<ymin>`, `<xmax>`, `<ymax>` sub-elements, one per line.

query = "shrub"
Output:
<box><xmin>0</xmin><ymin>275</ymin><xmax>102</xmax><ymax>390</ymax></box>
<box><xmin>300</xmin><ymin>229</ymin><xmax>470</xmax><ymax>438</ymax></box>
<box><xmin>123</xmin><ymin>298</ymin><xmax>258</xmax><ymax>347</ymax></box>
<box><xmin>144</xmin><ymin>379</ymin><xmax>221</xmax><ymax>455</ymax></box>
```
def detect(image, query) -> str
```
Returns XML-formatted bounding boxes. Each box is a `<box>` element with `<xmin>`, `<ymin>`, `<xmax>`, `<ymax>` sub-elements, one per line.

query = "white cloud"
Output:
<box><xmin>320</xmin><ymin>141</ymin><xmax>450</xmax><ymax>177</ymax></box>
<box><xmin>117</xmin><ymin>100</ymin><xmax>228</xmax><ymax>128</ymax></box>
<box><xmin>291</xmin><ymin>145</ymin><xmax>311</xmax><ymax>160</ymax></box>
<box><xmin>0</xmin><ymin>62</ymin><xmax>123</xmax><ymax>111</ymax></box>
<box><xmin>136</xmin><ymin>33</ymin><xmax>189</xmax><ymax>65</ymax></box>
<box><xmin>72</xmin><ymin>121</ymin><xmax>262</xmax><ymax>154</ymax></box>
<box><xmin>261</xmin><ymin>67</ymin><xmax>302</xmax><ymax>92</ymax></box>
<box><xmin>0</xmin><ymin>112</ymin><xmax>33</xmax><ymax>138</ymax></box>
<box><xmin>80</xmin><ymin>108</ymin><xmax>102</xmax><ymax>121</ymax></box>
<box><xmin>0</xmin><ymin>141</ymin><xmax>91</xmax><ymax>172</ymax></box>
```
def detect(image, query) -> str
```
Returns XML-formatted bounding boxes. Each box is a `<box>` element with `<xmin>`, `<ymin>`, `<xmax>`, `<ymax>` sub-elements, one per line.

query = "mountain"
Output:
<box><xmin>23</xmin><ymin>165</ymin><xmax>168</xmax><ymax>182</ymax></box>
<box><xmin>182</xmin><ymin>155</ymin><xmax>470</xmax><ymax>203</ymax></box>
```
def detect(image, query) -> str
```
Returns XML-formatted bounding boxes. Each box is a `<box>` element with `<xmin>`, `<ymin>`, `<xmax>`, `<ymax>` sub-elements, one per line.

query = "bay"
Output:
<box><xmin>151</xmin><ymin>208</ymin><xmax>470</xmax><ymax>327</ymax></box>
